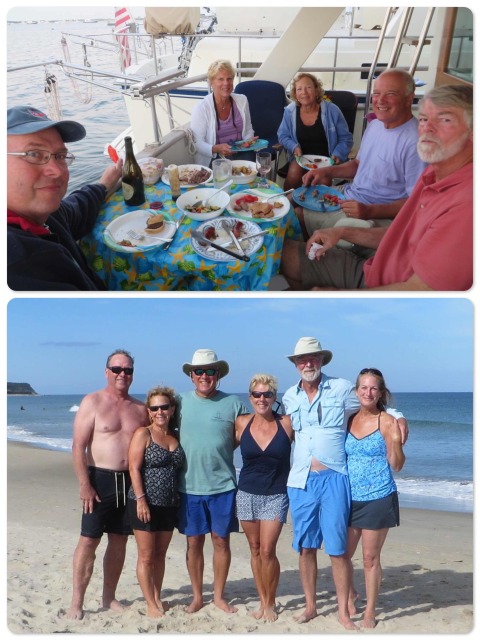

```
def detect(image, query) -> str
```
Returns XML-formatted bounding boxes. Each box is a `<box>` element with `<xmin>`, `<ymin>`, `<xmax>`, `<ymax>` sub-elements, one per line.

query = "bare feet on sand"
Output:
<box><xmin>103</xmin><ymin>598</ymin><xmax>126</xmax><ymax>613</ymax></box>
<box><xmin>361</xmin><ymin>616</ymin><xmax>377</xmax><ymax>629</ymax></box>
<box><xmin>263</xmin><ymin>605</ymin><xmax>279</xmax><ymax>622</ymax></box>
<box><xmin>348</xmin><ymin>591</ymin><xmax>359</xmax><ymax>616</ymax></box>
<box><xmin>249</xmin><ymin>606</ymin><xmax>264</xmax><ymax>620</ymax></box>
<box><xmin>146</xmin><ymin>604</ymin><xmax>165</xmax><ymax>618</ymax></box>
<box><xmin>65</xmin><ymin>606</ymin><xmax>83</xmax><ymax>620</ymax></box>
<box><xmin>214</xmin><ymin>597</ymin><xmax>238</xmax><ymax>613</ymax></box>
<box><xmin>293</xmin><ymin>607</ymin><xmax>317</xmax><ymax>623</ymax></box>
<box><xmin>338</xmin><ymin>613</ymin><xmax>358</xmax><ymax>630</ymax></box>
<box><xmin>185</xmin><ymin>597</ymin><xmax>204</xmax><ymax>614</ymax></box>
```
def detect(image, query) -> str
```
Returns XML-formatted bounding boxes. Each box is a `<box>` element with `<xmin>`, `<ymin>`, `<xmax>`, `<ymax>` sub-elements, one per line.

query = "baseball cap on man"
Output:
<box><xmin>7</xmin><ymin>106</ymin><xmax>86</xmax><ymax>143</ymax></box>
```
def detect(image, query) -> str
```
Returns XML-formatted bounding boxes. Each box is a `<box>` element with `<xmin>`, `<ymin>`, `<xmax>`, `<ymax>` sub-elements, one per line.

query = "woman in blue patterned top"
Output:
<box><xmin>345</xmin><ymin>368</ymin><xmax>405</xmax><ymax>629</ymax></box>
<box><xmin>128</xmin><ymin>386</ymin><xmax>185</xmax><ymax>618</ymax></box>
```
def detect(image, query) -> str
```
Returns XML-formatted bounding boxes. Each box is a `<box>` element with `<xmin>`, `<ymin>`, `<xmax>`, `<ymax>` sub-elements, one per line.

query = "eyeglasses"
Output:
<box><xmin>360</xmin><ymin>368</ymin><xmax>383</xmax><ymax>377</ymax></box>
<box><xmin>149</xmin><ymin>404</ymin><xmax>171</xmax><ymax>412</ymax></box>
<box><xmin>7</xmin><ymin>149</ymin><xmax>75</xmax><ymax>166</ymax></box>
<box><xmin>107</xmin><ymin>366</ymin><xmax>134</xmax><ymax>375</ymax></box>
<box><xmin>192</xmin><ymin>368</ymin><xmax>217</xmax><ymax>376</ymax></box>
<box><xmin>250</xmin><ymin>391</ymin><xmax>274</xmax><ymax>399</ymax></box>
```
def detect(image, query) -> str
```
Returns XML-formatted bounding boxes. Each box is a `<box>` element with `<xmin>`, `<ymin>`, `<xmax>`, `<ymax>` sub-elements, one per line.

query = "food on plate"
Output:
<box><xmin>145</xmin><ymin>213</ymin><xmax>165</xmax><ymax>234</ymax></box>
<box><xmin>250</xmin><ymin>202</ymin><xmax>275</xmax><ymax>219</ymax></box>
<box><xmin>298</xmin><ymin>189</ymin><xmax>307</xmax><ymax>201</ymax></box>
<box><xmin>232</xmin><ymin>164</ymin><xmax>255</xmax><ymax>176</ymax></box>
<box><xmin>232</xmin><ymin>194</ymin><xmax>259</xmax><ymax>211</ymax></box>
<box><xmin>305</xmin><ymin>162</ymin><xmax>317</xmax><ymax>169</ymax></box>
<box><xmin>179</xmin><ymin>167</ymin><xmax>211</xmax><ymax>185</ymax></box>
<box><xmin>324</xmin><ymin>193</ymin><xmax>341</xmax><ymax>206</ymax></box>
<box><xmin>185</xmin><ymin>204</ymin><xmax>220</xmax><ymax>214</ymax></box>
<box><xmin>118</xmin><ymin>239</ymin><xmax>135</xmax><ymax>247</ymax></box>
<box><xmin>203</xmin><ymin>225</ymin><xmax>218</xmax><ymax>241</ymax></box>
<box><xmin>234</xmin><ymin>138</ymin><xmax>256</xmax><ymax>149</ymax></box>
<box><xmin>232</xmin><ymin>220</ymin><xmax>246</xmax><ymax>238</ymax></box>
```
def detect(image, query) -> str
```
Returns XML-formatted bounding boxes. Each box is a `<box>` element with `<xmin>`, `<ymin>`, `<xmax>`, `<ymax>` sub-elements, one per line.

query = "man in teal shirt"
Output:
<box><xmin>177</xmin><ymin>349</ymin><xmax>247</xmax><ymax>615</ymax></box>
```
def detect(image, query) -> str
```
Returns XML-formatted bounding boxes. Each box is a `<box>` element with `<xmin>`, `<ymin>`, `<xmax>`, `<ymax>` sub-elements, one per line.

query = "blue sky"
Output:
<box><xmin>7</xmin><ymin>298</ymin><xmax>473</xmax><ymax>395</ymax></box>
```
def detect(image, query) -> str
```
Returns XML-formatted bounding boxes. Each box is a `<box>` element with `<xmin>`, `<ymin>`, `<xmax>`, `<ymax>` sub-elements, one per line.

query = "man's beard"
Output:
<box><xmin>417</xmin><ymin>131</ymin><xmax>470</xmax><ymax>163</ymax></box>
<box><xmin>300</xmin><ymin>366</ymin><xmax>321</xmax><ymax>383</ymax></box>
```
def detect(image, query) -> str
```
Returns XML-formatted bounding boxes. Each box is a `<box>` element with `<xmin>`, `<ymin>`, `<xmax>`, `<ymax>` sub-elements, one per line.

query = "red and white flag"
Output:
<box><xmin>114</xmin><ymin>7</ymin><xmax>132</xmax><ymax>72</ymax></box>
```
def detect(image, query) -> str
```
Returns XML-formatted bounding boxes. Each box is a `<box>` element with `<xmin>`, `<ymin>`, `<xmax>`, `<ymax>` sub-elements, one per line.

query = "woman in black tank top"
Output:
<box><xmin>234</xmin><ymin>374</ymin><xmax>293</xmax><ymax>621</ymax></box>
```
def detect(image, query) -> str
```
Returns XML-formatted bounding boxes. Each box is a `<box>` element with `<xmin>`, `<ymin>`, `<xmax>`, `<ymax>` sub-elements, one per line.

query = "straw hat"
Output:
<box><xmin>182</xmin><ymin>349</ymin><xmax>229</xmax><ymax>379</ymax></box>
<box><xmin>286</xmin><ymin>337</ymin><xmax>333</xmax><ymax>365</ymax></box>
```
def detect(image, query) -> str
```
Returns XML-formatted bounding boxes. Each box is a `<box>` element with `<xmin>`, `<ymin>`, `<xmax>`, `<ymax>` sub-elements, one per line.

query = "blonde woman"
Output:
<box><xmin>277</xmin><ymin>72</ymin><xmax>352</xmax><ymax>190</ymax></box>
<box><xmin>235</xmin><ymin>374</ymin><xmax>293</xmax><ymax>621</ymax></box>
<box><xmin>190</xmin><ymin>59</ymin><xmax>257</xmax><ymax>166</ymax></box>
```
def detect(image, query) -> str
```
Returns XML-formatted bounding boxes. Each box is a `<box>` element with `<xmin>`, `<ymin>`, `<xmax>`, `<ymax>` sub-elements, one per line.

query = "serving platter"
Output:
<box><xmin>161</xmin><ymin>164</ymin><xmax>212</xmax><ymax>188</ymax></box>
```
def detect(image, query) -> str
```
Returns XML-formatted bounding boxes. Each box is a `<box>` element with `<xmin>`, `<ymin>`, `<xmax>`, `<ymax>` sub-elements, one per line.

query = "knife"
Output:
<box><xmin>162</xmin><ymin>213</ymin><xmax>185</xmax><ymax>251</ymax></box>
<box><xmin>191</xmin><ymin>229</ymin><xmax>250</xmax><ymax>262</ymax></box>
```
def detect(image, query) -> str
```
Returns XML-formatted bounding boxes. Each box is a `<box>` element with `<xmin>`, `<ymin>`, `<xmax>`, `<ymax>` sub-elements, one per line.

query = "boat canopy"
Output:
<box><xmin>144</xmin><ymin>7</ymin><xmax>201</xmax><ymax>35</ymax></box>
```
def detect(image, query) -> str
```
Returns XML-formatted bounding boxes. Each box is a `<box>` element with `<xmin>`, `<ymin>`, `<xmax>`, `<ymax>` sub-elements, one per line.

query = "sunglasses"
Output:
<box><xmin>149</xmin><ymin>404</ymin><xmax>171</xmax><ymax>412</ymax></box>
<box><xmin>107</xmin><ymin>366</ymin><xmax>134</xmax><ymax>375</ymax></box>
<box><xmin>250</xmin><ymin>391</ymin><xmax>274</xmax><ymax>399</ymax></box>
<box><xmin>360</xmin><ymin>368</ymin><xmax>383</xmax><ymax>377</ymax></box>
<box><xmin>192</xmin><ymin>368</ymin><xmax>217</xmax><ymax>376</ymax></box>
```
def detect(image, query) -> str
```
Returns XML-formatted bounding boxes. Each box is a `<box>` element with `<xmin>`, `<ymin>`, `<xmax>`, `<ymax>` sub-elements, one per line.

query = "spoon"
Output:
<box><xmin>191</xmin><ymin>180</ymin><xmax>233</xmax><ymax>209</ymax></box>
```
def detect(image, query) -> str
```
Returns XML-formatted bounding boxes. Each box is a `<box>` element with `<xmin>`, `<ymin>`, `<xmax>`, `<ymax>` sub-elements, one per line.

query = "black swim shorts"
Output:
<box><xmin>127</xmin><ymin>498</ymin><xmax>177</xmax><ymax>532</ymax></box>
<box><xmin>80</xmin><ymin>466</ymin><xmax>132</xmax><ymax>538</ymax></box>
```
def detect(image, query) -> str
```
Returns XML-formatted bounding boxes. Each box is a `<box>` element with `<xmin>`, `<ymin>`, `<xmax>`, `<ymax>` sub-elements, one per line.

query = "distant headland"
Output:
<box><xmin>7</xmin><ymin>382</ymin><xmax>38</xmax><ymax>395</ymax></box>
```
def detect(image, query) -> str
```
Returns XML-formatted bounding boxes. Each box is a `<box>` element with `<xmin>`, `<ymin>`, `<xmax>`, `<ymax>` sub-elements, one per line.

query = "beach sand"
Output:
<box><xmin>7</xmin><ymin>442</ymin><xmax>473</xmax><ymax>635</ymax></box>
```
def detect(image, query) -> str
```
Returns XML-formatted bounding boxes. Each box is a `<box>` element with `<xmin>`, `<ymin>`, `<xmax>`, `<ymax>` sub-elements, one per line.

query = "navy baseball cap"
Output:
<box><xmin>7</xmin><ymin>106</ymin><xmax>86</xmax><ymax>142</ymax></box>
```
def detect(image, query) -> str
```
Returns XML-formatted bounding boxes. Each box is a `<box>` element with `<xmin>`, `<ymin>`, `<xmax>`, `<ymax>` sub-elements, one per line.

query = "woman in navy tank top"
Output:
<box><xmin>235</xmin><ymin>373</ymin><xmax>293</xmax><ymax>622</ymax></box>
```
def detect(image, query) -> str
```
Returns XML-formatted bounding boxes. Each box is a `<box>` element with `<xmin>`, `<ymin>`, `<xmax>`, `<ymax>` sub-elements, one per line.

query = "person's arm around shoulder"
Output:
<box><xmin>234</xmin><ymin>414</ymin><xmax>251</xmax><ymax>448</ymax></box>
<box><xmin>380</xmin><ymin>415</ymin><xmax>405</xmax><ymax>472</ymax></box>
<box><xmin>72</xmin><ymin>393</ymin><xmax>100</xmax><ymax>513</ymax></box>
<box><xmin>279</xmin><ymin>413</ymin><xmax>294</xmax><ymax>442</ymax></box>
<box><xmin>128</xmin><ymin>426</ymin><xmax>151</xmax><ymax>522</ymax></box>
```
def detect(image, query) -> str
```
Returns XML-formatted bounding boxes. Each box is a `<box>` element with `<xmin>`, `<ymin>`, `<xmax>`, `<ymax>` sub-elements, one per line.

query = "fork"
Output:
<box><xmin>221</xmin><ymin>219</ymin><xmax>245</xmax><ymax>256</ymax></box>
<box><xmin>127</xmin><ymin>229</ymin><xmax>145</xmax><ymax>241</ymax></box>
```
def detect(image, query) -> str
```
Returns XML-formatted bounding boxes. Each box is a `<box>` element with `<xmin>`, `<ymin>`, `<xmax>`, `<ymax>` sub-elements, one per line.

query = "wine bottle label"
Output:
<box><xmin>122</xmin><ymin>182</ymin><xmax>135</xmax><ymax>200</ymax></box>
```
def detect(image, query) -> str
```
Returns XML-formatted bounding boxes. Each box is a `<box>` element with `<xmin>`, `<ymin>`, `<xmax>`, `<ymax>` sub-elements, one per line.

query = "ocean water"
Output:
<box><xmin>7</xmin><ymin>392</ymin><xmax>473</xmax><ymax>514</ymax></box>
<box><xmin>7</xmin><ymin>19</ymin><xmax>160</xmax><ymax>192</ymax></box>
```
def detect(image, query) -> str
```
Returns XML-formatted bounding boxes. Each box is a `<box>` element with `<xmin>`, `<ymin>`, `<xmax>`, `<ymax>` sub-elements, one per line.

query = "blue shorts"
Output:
<box><xmin>177</xmin><ymin>490</ymin><xmax>239</xmax><ymax>538</ymax></box>
<box><xmin>287</xmin><ymin>469</ymin><xmax>351</xmax><ymax>555</ymax></box>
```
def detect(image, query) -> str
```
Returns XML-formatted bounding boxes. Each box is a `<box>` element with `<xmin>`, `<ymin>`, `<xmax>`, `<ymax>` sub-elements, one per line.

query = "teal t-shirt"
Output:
<box><xmin>178</xmin><ymin>390</ymin><xmax>247</xmax><ymax>495</ymax></box>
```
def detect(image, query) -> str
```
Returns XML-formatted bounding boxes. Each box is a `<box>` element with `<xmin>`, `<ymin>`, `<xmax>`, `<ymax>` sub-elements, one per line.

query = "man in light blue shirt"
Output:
<box><xmin>283</xmin><ymin>337</ymin><xmax>406</xmax><ymax>629</ymax></box>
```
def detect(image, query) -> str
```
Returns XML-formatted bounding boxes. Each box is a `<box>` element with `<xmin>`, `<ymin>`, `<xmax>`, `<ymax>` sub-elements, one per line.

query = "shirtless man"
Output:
<box><xmin>66</xmin><ymin>349</ymin><xmax>149</xmax><ymax>620</ymax></box>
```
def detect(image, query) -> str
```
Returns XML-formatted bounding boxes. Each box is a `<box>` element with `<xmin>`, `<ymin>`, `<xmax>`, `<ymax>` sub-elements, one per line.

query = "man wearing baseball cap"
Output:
<box><xmin>176</xmin><ymin>349</ymin><xmax>248</xmax><ymax>614</ymax></box>
<box><xmin>283</xmin><ymin>337</ymin><xmax>407</xmax><ymax>629</ymax></box>
<box><xmin>7</xmin><ymin>105</ymin><xmax>122</xmax><ymax>290</ymax></box>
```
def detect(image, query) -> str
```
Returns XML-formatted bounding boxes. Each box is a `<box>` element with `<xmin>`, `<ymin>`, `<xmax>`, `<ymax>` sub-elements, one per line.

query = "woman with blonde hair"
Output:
<box><xmin>235</xmin><ymin>373</ymin><xmax>293</xmax><ymax>621</ymax></box>
<box><xmin>190</xmin><ymin>59</ymin><xmax>257</xmax><ymax>166</ymax></box>
<box><xmin>277</xmin><ymin>72</ymin><xmax>353</xmax><ymax>190</ymax></box>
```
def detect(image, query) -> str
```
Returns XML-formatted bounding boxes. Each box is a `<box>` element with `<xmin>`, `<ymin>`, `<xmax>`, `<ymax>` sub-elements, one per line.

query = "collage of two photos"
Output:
<box><xmin>5</xmin><ymin>4</ymin><xmax>474</xmax><ymax>637</ymax></box>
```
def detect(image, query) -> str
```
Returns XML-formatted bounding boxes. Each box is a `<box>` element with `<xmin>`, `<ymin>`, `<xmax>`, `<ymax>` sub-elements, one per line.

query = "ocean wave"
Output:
<box><xmin>69</xmin><ymin>405</ymin><xmax>80</xmax><ymax>412</ymax></box>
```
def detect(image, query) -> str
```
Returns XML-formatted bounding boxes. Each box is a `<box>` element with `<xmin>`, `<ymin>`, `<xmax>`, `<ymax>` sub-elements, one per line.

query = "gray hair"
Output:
<box><xmin>419</xmin><ymin>84</ymin><xmax>473</xmax><ymax>128</ymax></box>
<box><xmin>106</xmin><ymin>349</ymin><xmax>134</xmax><ymax>368</ymax></box>
<box><xmin>249</xmin><ymin>373</ymin><xmax>278</xmax><ymax>395</ymax></box>
<box><xmin>376</xmin><ymin>68</ymin><xmax>415</xmax><ymax>96</ymax></box>
<box><xmin>207</xmin><ymin>59</ymin><xmax>235</xmax><ymax>83</ymax></box>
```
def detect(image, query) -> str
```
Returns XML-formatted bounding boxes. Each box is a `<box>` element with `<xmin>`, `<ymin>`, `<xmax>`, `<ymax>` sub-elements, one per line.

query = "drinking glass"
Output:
<box><xmin>212</xmin><ymin>158</ymin><xmax>232</xmax><ymax>193</ymax></box>
<box><xmin>256</xmin><ymin>151</ymin><xmax>272</xmax><ymax>188</ymax></box>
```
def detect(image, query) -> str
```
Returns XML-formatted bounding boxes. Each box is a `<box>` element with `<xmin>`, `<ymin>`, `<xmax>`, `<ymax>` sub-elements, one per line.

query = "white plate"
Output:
<box><xmin>191</xmin><ymin>217</ymin><xmax>264</xmax><ymax>262</ymax></box>
<box><xmin>230</xmin><ymin>160</ymin><xmax>257</xmax><ymax>184</ymax></box>
<box><xmin>296</xmin><ymin>154</ymin><xmax>333</xmax><ymax>170</ymax></box>
<box><xmin>226</xmin><ymin>189</ymin><xmax>291</xmax><ymax>223</ymax></box>
<box><xmin>103</xmin><ymin>210</ymin><xmax>175</xmax><ymax>253</ymax></box>
<box><xmin>161</xmin><ymin>164</ymin><xmax>212</xmax><ymax>188</ymax></box>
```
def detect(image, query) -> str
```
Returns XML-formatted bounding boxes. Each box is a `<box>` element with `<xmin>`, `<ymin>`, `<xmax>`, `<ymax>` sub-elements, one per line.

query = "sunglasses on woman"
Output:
<box><xmin>250</xmin><ymin>391</ymin><xmax>274</xmax><ymax>399</ymax></box>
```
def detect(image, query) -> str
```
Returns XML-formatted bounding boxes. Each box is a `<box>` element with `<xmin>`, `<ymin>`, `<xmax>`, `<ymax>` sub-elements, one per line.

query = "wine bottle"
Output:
<box><xmin>168</xmin><ymin>164</ymin><xmax>181</xmax><ymax>202</ymax></box>
<box><xmin>122</xmin><ymin>137</ymin><xmax>145</xmax><ymax>206</ymax></box>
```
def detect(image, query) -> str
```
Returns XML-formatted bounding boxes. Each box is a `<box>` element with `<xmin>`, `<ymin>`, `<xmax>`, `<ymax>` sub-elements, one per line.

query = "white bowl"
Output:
<box><xmin>231</xmin><ymin>160</ymin><xmax>258</xmax><ymax>184</ymax></box>
<box><xmin>176</xmin><ymin>187</ymin><xmax>230</xmax><ymax>221</ymax></box>
<box><xmin>138</xmin><ymin>157</ymin><xmax>164</xmax><ymax>185</ymax></box>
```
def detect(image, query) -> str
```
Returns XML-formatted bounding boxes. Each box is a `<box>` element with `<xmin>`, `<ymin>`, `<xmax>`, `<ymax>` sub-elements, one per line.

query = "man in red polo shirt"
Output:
<box><xmin>280</xmin><ymin>84</ymin><xmax>473</xmax><ymax>291</ymax></box>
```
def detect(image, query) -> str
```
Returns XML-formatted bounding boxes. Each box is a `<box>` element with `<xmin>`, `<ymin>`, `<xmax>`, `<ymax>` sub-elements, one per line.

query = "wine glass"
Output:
<box><xmin>256</xmin><ymin>151</ymin><xmax>272</xmax><ymax>188</ymax></box>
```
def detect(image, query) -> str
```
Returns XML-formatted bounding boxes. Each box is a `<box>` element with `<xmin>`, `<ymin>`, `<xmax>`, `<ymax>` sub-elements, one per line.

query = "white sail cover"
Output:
<box><xmin>144</xmin><ymin>7</ymin><xmax>201</xmax><ymax>35</ymax></box>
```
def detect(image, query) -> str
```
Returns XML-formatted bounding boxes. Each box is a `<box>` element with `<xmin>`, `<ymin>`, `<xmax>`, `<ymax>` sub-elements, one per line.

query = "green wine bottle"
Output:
<box><xmin>122</xmin><ymin>137</ymin><xmax>145</xmax><ymax>206</ymax></box>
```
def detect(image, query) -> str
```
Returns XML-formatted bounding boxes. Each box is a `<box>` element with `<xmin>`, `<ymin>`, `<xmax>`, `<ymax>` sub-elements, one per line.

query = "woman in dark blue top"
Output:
<box><xmin>235</xmin><ymin>374</ymin><xmax>293</xmax><ymax>622</ymax></box>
